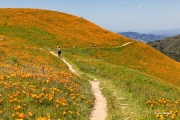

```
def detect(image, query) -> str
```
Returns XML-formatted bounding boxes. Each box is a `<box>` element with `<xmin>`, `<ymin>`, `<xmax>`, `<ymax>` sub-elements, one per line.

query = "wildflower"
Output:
<box><xmin>18</xmin><ymin>113</ymin><xmax>25</xmax><ymax>119</ymax></box>
<box><xmin>76</xmin><ymin>112</ymin><xmax>79</xmax><ymax>115</ymax></box>
<box><xmin>23</xmin><ymin>104</ymin><xmax>26</xmax><ymax>106</ymax></box>
<box><xmin>56</xmin><ymin>104</ymin><xmax>59</xmax><ymax>108</ymax></box>
<box><xmin>13</xmin><ymin>105</ymin><xmax>21</xmax><ymax>110</ymax></box>
<box><xmin>62</xmin><ymin>102</ymin><xmax>65</xmax><ymax>106</ymax></box>
<box><xmin>27</xmin><ymin>111</ymin><xmax>33</xmax><ymax>117</ymax></box>
<box><xmin>12</xmin><ymin>113</ymin><xmax>15</xmax><ymax>117</ymax></box>
<box><xmin>62</xmin><ymin>111</ymin><xmax>66</xmax><ymax>116</ymax></box>
<box><xmin>39</xmin><ymin>99</ymin><xmax>43</xmax><ymax>103</ymax></box>
<box><xmin>68</xmin><ymin>110</ymin><xmax>72</xmax><ymax>114</ymax></box>
<box><xmin>170</xmin><ymin>114</ymin><xmax>176</xmax><ymax>120</ymax></box>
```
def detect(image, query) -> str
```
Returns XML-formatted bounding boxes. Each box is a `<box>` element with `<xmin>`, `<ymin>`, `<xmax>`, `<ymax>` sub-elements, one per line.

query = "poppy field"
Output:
<box><xmin>0</xmin><ymin>36</ymin><xmax>94</xmax><ymax>120</ymax></box>
<box><xmin>0</xmin><ymin>8</ymin><xmax>130</xmax><ymax>49</ymax></box>
<box><xmin>1</xmin><ymin>8</ymin><xmax>180</xmax><ymax>120</ymax></box>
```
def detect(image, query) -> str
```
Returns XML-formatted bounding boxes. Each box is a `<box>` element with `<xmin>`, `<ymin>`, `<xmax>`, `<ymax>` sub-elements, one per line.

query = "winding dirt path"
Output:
<box><xmin>50</xmin><ymin>51</ymin><xmax>107</xmax><ymax>120</ymax></box>
<box><xmin>49</xmin><ymin>42</ymin><xmax>133</xmax><ymax>119</ymax></box>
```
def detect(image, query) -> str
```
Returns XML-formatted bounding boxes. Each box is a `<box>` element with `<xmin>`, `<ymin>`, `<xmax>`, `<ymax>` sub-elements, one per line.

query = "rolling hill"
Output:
<box><xmin>1</xmin><ymin>8</ymin><xmax>180</xmax><ymax>119</ymax></box>
<box><xmin>0</xmin><ymin>8</ymin><xmax>130</xmax><ymax>48</ymax></box>
<box><xmin>147</xmin><ymin>34</ymin><xmax>180</xmax><ymax>62</ymax></box>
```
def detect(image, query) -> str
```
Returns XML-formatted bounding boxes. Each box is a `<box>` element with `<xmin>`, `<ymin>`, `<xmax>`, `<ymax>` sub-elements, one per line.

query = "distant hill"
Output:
<box><xmin>147</xmin><ymin>34</ymin><xmax>180</xmax><ymax>62</ymax></box>
<box><xmin>148</xmin><ymin>28</ymin><xmax>180</xmax><ymax>36</ymax></box>
<box><xmin>117</xmin><ymin>32</ymin><xmax>166</xmax><ymax>42</ymax></box>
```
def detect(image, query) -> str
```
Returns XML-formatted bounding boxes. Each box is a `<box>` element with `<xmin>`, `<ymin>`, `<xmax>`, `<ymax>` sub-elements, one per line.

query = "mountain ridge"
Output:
<box><xmin>117</xmin><ymin>31</ymin><xmax>167</xmax><ymax>42</ymax></box>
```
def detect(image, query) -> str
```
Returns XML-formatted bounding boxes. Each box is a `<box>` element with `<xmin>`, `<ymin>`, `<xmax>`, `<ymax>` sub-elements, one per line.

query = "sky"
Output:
<box><xmin>0</xmin><ymin>0</ymin><xmax>180</xmax><ymax>33</ymax></box>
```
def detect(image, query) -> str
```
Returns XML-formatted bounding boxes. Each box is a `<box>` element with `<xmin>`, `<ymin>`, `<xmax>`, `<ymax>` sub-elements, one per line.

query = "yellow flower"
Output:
<box><xmin>68</xmin><ymin>110</ymin><xmax>72</xmax><ymax>114</ymax></box>
<box><xmin>61</xmin><ymin>102</ymin><xmax>65</xmax><ymax>106</ymax></box>
<box><xmin>18</xmin><ymin>113</ymin><xmax>25</xmax><ymax>119</ymax></box>
<box><xmin>23</xmin><ymin>104</ymin><xmax>26</xmax><ymax>106</ymax></box>
<box><xmin>62</xmin><ymin>111</ymin><xmax>66</xmax><ymax>116</ymax></box>
<box><xmin>49</xmin><ymin>97</ymin><xmax>53</xmax><ymax>101</ymax></box>
<box><xmin>12</xmin><ymin>113</ymin><xmax>15</xmax><ymax>117</ymax></box>
<box><xmin>17</xmin><ymin>106</ymin><xmax>21</xmax><ymax>109</ymax></box>
<box><xmin>170</xmin><ymin>114</ymin><xmax>176</xmax><ymax>120</ymax></box>
<box><xmin>76</xmin><ymin>112</ymin><xmax>79</xmax><ymax>115</ymax></box>
<box><xmin>27</xmin><ymin>112</ymin><xmax>33</xmax><ymax>117</ymax></box>
<box><xmin>22</xmin><ymin>90</ymin><xmax>26</xmax><ymax>94</ymax></box>
<box><xmin>42</xmin><ymin>87</ymin><xmax>46</xmax><ymax>91</ymax></box>
<box><xmin>56</xmin><ymin>104</ymin><xmax>59</xmax><ymax>108</ymax></box>
<box><xmin>39</xmin><ymin>99</ymin><xmax>43</xmax><ymax>103</ymax></box>
<box><xmin>13</xmin><ymin>106</ymin><xmax>21</xmax><ymax>110</ymax></box>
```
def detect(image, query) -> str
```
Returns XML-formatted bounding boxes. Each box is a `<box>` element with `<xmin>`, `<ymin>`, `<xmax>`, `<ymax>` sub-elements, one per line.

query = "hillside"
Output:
<box><xmin>64</xmin><ymin>41</ymin><xmax>180</xmax><ymax>119</ymax></box>
<box><xmin>1</xmin><ymin>8</ymin><xmax>180</xmax><ymax>119</ymax></box>
<box><xmin>118</xmin><ymin>32</ymin><xmax>166</xmax><ymax>42</ymax></box>
<box><xmin>0</xmin><ymin>8</ymin><xmax>131</xmax><ymax>120</ymax></box>
<box><xmin>147</xmin><ymin>34</ymin><xmax>180</xmax><ymax>62</ymax></box>
<box><xmin>0</xmin><ymin>8</ymin><xmax>130</xmax><ymax>48</ymax></box>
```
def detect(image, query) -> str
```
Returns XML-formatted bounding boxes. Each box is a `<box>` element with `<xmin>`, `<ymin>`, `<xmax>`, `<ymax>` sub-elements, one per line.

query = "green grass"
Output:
<box><xmin>0</xmin><ymin>26</ymin><xmax>56</xmax><ymax>47</ymax></box>
<box><xmin>62</xmin><ymin>47</ymin><xmax>180</xmax><ymax>120</ymax></box>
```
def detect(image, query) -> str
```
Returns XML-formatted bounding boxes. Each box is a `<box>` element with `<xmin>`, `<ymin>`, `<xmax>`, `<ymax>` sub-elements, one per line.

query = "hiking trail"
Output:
<box><xmin>50</xmin><ymin>51</ymin><xmax>107</xmax><ymax>120</ymax></box>
<box><xmin>49</xmin><ymin>42</ymin><xmax>132</xmax><ymax>120</ymax></box>
<box><xmin>115</xmin><ymin>41</ymin><xmax>132</xmax><ymax>48</ymax></box>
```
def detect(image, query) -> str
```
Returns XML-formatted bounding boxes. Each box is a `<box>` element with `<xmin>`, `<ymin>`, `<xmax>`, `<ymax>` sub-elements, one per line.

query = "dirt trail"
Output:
<box><xmin>89</xmin><ymin>80</ymin><xmax>107</xmax><ymax>120</ymax></box>
<box><xmin>115</xmin><ymin>42</ymin><xmax>132</xmax><ymax>48</ymax></box>
<box><xmin>50</xmin><ymin>51</ymin><xmax>107</xmax><ymax>120</ymax></box>
<box><xmin>50</xmin><ymin>51</ymin><xmax>77</xmax><ymax>73</ymax></box>
<box><xmin>121</xmin><ymin>42</ymin><xmax>132</xmax><ymax>47</ymax></box>
<box><xmin>49</xmin><ymin>42</ymin><xmax>133</xmax><ymax>120</ymax></box>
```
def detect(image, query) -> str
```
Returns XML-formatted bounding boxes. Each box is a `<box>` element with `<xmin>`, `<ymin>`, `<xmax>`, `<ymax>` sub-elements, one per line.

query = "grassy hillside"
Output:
<box><xmin>94</xmin><ymin>41</ymin><xmax>180</xmax><ymax>85</ymax></box>
<box><xmin>63</xmin><ymin>42</ymin><xmax>180</xmax><ymax>119</ymax></box>
<box><xmin>0</xmin><ymin>8</ymin><xmax>130</xmax><ymax>48</ymax></box>
<box><xmin>63</xmin><ymin>41</ymin><xmax>180</xmax><ymax>86</ymax></box>
<box><xmin>1</xmin><ymin>8</ymin><xmax>180</xmax><ymax>120</ymax></box>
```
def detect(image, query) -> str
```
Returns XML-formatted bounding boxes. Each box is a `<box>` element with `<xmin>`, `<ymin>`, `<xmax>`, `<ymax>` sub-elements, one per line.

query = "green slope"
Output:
<box><xmin>63</xmin><ymin>46</ymin><xmax>180</xmax><ymax>119</ymax></box>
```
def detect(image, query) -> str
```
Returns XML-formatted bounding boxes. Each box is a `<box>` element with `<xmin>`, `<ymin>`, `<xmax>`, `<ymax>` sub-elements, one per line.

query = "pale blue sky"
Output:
<box><xmin>0</xmin><ymin>0</ymin><xmax>180</xmax><ymax>32</ymax></box>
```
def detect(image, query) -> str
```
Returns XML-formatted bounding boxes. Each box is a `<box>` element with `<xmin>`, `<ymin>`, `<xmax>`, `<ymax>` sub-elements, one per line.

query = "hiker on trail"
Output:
<box><xmin>92</xmin><ymin>44</ymin><xmax>97</xmax><ymax>47</ymax></box>
<box><xmin>56</xmin><ymin>46</ymin><xmax>61</xmax><ymax>57</ymax></box>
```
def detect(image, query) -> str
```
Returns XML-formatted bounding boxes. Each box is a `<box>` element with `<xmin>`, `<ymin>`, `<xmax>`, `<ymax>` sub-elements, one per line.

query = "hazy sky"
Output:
<box><xmin>0</xmin><ymin>0</ymin><xmax>180</xmax><ymax>33</ymax></box>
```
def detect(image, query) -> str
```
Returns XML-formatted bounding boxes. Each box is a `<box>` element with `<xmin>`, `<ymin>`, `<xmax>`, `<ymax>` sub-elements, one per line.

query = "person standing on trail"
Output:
<box><xmin>56</xmin><ymin>46</ymin><xmax>61</xmax><ymax>57</ymax></box>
